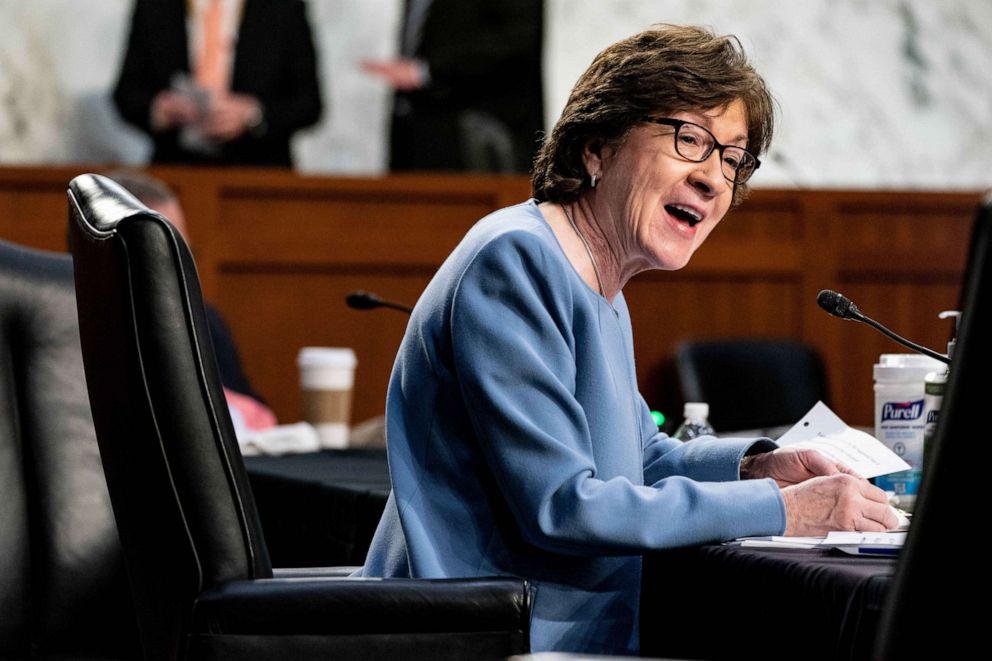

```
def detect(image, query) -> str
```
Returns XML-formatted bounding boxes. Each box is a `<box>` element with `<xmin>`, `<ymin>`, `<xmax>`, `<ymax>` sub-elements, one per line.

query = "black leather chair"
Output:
<box><xmin>674</xmin><ymin>339</ymin><xmax>829</xmax><ymax>432</ymax></box>
<box><xmin>873</xmin><ymin>195</ymin><xmax>990</xmax><ymax>659</ymax></box>
<box><xmin>67</xmin><ymin>173</ymin><xmax>530</xmax><ymax>661</ymax></box>
<box><xmin>0</xmin><ymin>239</ymin><xmax>140</xmax><ymax>660</ymax></box>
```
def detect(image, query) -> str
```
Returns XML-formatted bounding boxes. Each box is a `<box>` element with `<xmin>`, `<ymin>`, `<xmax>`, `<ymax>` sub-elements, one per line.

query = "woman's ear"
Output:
<box><xmin>581</xmin><ymin>137</ymin><xmax>612</xmax><ymax>181</ymax></box>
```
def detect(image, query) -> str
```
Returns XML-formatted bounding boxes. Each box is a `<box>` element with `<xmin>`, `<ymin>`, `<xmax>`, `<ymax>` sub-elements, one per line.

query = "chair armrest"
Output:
<box><xmin>272</xmin><ymin>566</ymin><xmax>360</xmax><ymax>578</ymax></box>
<box><xmin>192</xmin><ymin>576</ymin><xmax>530</xmax><ymax>636</ymax></box>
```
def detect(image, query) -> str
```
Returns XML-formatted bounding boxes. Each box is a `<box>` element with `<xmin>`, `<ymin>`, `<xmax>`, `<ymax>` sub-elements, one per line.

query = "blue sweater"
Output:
<box><xmin>361</xmin><ymin>200</ymin><xmax>786</xmax><ymax>654</ymax></box>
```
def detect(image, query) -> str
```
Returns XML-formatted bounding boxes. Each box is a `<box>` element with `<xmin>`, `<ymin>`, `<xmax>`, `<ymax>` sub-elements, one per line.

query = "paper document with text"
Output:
<box><xmin>775</xmin><ymin>401</ymin><xmax>911</xmax><ymax>479</ymax></box>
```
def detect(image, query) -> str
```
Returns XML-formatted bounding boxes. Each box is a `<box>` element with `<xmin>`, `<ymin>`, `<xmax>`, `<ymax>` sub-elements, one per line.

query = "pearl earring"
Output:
<box><xmin>590</xmin><ymin>174</ymin><xmax>598</xmax><ymax>188</ymax></box>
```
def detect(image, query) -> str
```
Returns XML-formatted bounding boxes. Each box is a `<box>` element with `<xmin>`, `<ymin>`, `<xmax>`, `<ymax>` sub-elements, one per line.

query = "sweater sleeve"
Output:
<box><xmin>638</xmin><ymin>396</ymin><xmax>778</xmax><ymax>484</ymax></box>
<box><xmin>449</xmin><ymin>234</ymin><xmax>786</xmax><ymax>556</ymax></box>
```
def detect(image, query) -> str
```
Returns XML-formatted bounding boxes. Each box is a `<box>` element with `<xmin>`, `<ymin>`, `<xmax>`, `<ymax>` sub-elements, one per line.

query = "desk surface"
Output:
<box><xmin>641</xmin><ymin>544</ymin><xmax>895</xmax><ymax>661</ymax></box>
<box><xmin>245</xmin><ymin>449</ymin><xmax>390</xmax><ymax>567</ymax></box>
<box><xmin>245</xmin><ymin>450</ymin><xmax>895</xmax><ymax>659</ymax></box>
<box><xmin>245</xmin><ymin>448</ymin><xmax>390</xmax><ymax>492</ymax></box>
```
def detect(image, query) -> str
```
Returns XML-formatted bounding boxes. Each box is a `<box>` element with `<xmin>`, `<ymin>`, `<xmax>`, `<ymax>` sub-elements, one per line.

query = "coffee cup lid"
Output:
<box><xmin>297</xmin><ymin>347</ymin><xmax>357</xmax><ymax>368</ymax></box>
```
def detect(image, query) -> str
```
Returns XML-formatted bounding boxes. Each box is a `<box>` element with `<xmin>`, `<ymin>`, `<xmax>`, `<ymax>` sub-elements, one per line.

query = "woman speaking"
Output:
<box><xmin>362</xmin><ymin>25</ymin><xmax>897</xmax><ymax>655</ymax></box>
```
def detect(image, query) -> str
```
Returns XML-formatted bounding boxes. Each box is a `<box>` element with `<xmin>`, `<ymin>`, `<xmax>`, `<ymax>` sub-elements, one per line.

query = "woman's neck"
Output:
<box><xmin>569</xmin><ymin>195</ymin><xmax>644</xmax><ymax>301</ymax></box>
<box><xmin>540</xmin><ymin>197</ymin><xmax>635</xmax><ymax>303</ymax></box>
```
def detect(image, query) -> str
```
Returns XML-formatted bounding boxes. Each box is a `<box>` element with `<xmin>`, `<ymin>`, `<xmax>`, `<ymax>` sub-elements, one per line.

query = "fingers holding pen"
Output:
<box><xmin>782</xmin><ymin>473</ymin><xmax>900</xmax><ymax>536</ymax></box>
<box><xmin>855</xmin><ymin>479</ymin><xmax>900</xmax><ymax>530</ymax></box>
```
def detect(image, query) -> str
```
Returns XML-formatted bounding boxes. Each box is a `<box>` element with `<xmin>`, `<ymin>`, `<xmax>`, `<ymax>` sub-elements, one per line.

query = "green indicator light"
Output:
<box><xmin>650</xmin><ymin>410</ymin><xmax>666</xmax><ymax>427</ymax></box>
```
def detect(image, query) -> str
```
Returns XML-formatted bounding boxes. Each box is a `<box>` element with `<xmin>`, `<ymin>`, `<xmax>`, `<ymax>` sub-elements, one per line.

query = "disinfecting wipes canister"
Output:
<box><xmin>873</xmin><ymin>354</ymin><xmax>946</xmax><ymax>503</ymax></box>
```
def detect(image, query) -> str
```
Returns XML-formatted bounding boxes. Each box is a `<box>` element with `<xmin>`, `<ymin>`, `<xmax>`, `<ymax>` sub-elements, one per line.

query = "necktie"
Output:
<box><xmin>196</xmin><ymin>0</ymin><xmax>228</xmax><ymax>93</ymax></box>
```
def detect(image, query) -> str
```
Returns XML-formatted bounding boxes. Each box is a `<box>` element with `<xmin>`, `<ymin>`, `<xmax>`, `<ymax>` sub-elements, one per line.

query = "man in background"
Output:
<box><xmin>362</xmin><ymin>0</ymin><xmax>544</xmax><ymax>173</ymax></box>
<box><xmin>113</xmin><ymin>0</ymin><xmax>322</xmax><ymax>167</ymax></box>
<box><xmin>104</xmin><ymin>170</ymin><xmax>277</xmax><ymax>431</ymax></box>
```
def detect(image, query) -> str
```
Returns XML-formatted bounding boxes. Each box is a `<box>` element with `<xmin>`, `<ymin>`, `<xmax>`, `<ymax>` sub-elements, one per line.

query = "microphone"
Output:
<box><xmin>816</xmin><ymin>289</ymin><xmax>950</xmax><ymax>364</ymax></box>
<box><xmin>345</xmin><ymin>290</ymin><xmax>413</xmax><ymax>315</ymax></box>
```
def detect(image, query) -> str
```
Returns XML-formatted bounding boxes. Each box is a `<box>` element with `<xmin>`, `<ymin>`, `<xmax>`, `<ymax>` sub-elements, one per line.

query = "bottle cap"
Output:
<box><xmin>683</xmin><ymin>402</ymin><xmax>709</xmax><ymax>420</ymax></box>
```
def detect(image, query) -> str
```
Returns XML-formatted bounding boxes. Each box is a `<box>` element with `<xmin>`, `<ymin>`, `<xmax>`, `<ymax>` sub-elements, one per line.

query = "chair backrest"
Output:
<box><xmin>874</xmin><ymin>194</ymin><xmax>991</xmax><ymax>658</ymax></box>
<box><xmin>67</xmin><ymin>174</ymin><xmax>271</xmax><ymax>661</ymax></box>
<box><xmin>0</xmin><ymin>239</ymin><xmax>139</xmax><ymax>659</ymax></box>
<box><xmin>674</xmin><ymin>339</ymin><xmax>829</xmax><ymax>432</ymax></box>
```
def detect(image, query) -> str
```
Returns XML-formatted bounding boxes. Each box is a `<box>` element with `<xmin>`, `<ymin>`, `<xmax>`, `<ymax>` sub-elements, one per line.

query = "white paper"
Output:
<box><xmin>824</xmin><ymin>531</ymin><xmax>906</xmax><ymax>546</ymax></box>
<box><xmin>736</xmin><ymin>531</ymin><xmax>906</xmax><ymax>550</ymax></box>
<box><xmin>237</xmin><ymin>422</ymin><xmax>321</xmax><ymax>456</ymax></box>
<box><xmin>775</xmin><ymin>401</ymin><xmax>911</xmax><ymax>478</ymax></box>
<box><xmin>738</xmin><ymin>536</ymin><xmax>824</xmax><ymax>549</ymax></box>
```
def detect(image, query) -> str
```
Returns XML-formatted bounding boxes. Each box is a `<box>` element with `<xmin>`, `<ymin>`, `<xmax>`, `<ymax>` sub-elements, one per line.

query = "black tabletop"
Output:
<box><xmin>245</xmin><ymin>448</ymin><xmax>391</xmax><ymax>492</ymax></box>
<box><xmin>641</xmin><ymin>544</ymin><xmax>896</xmax><ymax>661</ymax></box>
<box><xmin>244</xmin><ymin>449</ymin><xmax>390</xmax><ymax>567</ymax></box>
<box><xmin>245</xmin><ymin>449</ymin><xmax>896</xmax><ymax>659</ymax></box>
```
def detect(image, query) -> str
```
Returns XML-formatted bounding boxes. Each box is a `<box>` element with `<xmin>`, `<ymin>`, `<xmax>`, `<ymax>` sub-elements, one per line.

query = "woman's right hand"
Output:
<box><xmin>780</xmin><ymin>474</ymin><xmax>899</xmax><ymax>536</ymax></box>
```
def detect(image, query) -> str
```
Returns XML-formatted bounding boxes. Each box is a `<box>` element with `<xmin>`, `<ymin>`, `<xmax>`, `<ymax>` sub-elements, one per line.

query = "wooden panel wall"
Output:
<box><xmin>0</xmin><ymin>165</ymin><xmax>979</xmax><ymax>428</ymax></box>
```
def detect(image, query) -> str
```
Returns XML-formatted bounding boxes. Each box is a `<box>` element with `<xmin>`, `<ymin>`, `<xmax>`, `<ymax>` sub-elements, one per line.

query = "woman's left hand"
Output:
<box><xmin>740</xmin><ymin>447</ymin><xmax>862</xmax><ymax>487</ymax></box>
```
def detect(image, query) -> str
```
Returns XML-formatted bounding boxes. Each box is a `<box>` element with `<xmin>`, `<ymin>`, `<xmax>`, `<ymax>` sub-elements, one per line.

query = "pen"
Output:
<box><xmin>855</xmin><ymin>546</ymin><xmax>901</xmax><ymax>556</ymax></box>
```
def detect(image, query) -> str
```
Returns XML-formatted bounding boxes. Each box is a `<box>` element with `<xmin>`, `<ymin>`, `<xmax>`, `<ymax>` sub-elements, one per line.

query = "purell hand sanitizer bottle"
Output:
<box><xmin>922</xmin><ymin>311</ymin><xmax>960</xmax><ymax>467</ymax></box>
<box><xmin>874</xmin><ymin>353</ymin><xmax>946</xmax><ymax>510</ymax></box>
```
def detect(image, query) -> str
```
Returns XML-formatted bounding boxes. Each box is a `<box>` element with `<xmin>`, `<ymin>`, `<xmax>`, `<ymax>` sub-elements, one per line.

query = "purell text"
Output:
<box><xmin>881</xmin><ymin>399</ymin><xmax>924</xmax><ymax>422</ymax></box>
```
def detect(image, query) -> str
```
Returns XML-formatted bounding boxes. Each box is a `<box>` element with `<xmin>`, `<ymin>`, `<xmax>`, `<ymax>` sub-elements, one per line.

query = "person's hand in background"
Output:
<box><xmin>150</xmin><ymin>89</ymin><xmax>202</xmax><ymax>130</ymax></box>
<box><xmin>360</xmin><ymin>58</ymin><xmax>427</xmax><ymax>91</ymax></box>
<box><xmin>200</xmin><ymin>92</ymin><xmax>263</xmax><ymax>141</ymax></box>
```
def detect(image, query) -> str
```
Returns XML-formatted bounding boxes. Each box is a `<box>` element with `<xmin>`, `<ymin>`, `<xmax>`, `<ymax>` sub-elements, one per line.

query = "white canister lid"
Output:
<box><xmin>873</xmin><ymin>353</ymin><xmax>945</xmax><ymax>382</ymax></box>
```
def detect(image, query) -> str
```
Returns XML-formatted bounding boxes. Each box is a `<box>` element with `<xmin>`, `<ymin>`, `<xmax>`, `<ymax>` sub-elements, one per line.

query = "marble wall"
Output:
<box><xmin>1</xmin><ymin>0</ymin><xmax>989</xmax><ymax>190</ymax></box>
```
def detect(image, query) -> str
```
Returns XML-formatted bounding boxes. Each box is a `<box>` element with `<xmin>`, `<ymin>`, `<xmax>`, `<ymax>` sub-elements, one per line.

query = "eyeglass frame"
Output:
<box><xmin>642</xmin><ymin>117</ymin><xmax>761</xmax><ymax>185</ymax></box>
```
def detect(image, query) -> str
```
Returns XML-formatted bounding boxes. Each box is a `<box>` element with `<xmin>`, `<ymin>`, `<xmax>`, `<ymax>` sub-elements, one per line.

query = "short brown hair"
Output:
<box><xmin>532</xmin><ymin>25</ymin><xmax>774</xmax><ymax>207</ymax></box>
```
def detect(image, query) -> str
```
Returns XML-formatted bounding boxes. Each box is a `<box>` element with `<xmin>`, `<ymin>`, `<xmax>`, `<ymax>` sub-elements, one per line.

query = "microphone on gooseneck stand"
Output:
<box><xmin>815</xmin><ymin>289</ymin><xmax>950</xmax><ymax>365</ymax></box>
<box><xmin>345</xmin><ymin>290</ymin><xmax>414</xmax><ymax>315</ymax></box>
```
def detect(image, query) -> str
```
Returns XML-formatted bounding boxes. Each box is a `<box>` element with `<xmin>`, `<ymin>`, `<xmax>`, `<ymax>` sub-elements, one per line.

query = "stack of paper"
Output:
<box><xmin>736</xmin><ymin>531</ymin><xmax>906</xmax><ymax>556</ymax></box>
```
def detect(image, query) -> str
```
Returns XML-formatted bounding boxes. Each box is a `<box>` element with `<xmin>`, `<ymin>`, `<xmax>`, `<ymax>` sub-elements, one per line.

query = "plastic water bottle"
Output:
<box><xmin>673</xmin><ymin>402</ymin><xmax>715</xmax><ymax>441</ymax></box>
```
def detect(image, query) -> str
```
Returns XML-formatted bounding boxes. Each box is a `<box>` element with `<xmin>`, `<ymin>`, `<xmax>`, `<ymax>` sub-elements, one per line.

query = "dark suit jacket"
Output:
<box><xmin>204</xmin><ymin>304</ymin><xmax>267</xmax><ymax>405</ymax></box>
<box><xmin>113</xmin><ymin>0</ymin><xmax>322</xmax><ymax>167</ymax></box>
<box><xmin>391</xmin><ymin>0</ymin><xmax>544</xmax><ymax>173</ymax></box>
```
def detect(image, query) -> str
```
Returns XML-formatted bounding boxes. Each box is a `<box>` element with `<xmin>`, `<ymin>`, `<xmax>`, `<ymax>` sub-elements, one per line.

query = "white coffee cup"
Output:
<box><xmin>297</xmin><ymin>347</ymin><xmax>357</xmax><ymax>449</ymax></box>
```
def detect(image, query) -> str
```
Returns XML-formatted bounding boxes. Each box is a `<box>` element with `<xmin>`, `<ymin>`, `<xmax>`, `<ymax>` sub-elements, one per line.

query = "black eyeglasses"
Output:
<box><xmin>643</xmin><ymin>117</ymin><xmax>761</xmax><ymax>185</ymax></box>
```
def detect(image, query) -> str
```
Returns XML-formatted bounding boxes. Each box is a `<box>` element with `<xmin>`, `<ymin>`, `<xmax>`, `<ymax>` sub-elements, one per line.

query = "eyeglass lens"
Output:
<box><xmin>674</xmin><ymin>123</ymin><xmax>756</xmax><ymax>184</ymax></box>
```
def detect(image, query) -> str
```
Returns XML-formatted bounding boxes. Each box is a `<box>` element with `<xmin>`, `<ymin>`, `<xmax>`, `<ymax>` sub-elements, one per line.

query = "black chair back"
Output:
<box><xmin>68</xmin><ymin>174</ymin><xmax>270</xmax><ymax>660</ymax></box>
<box><xmin>674</xmin><ymin>339</ymin><xmax>829</xmax><ymax>432</ymax></box>
<box><xmin>874</xmin><ymin>194</ymin><xmax>991</xmax><ymax>658</ymax></box>
<box><xmin>0</xmin><ymin>239</ymin><xmax>139</xmax><ymax>660</ymax></box>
